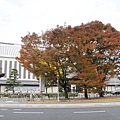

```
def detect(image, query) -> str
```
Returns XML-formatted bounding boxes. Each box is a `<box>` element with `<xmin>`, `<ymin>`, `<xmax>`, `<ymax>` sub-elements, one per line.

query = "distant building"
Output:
<box><xmin>0</xmin><ymin>42</ymin><xmax>40</xmax><ymax>93</ymax></box>
<box><xmin>106</xmin><ymin>77</ymin><xmax>120</xmax><ymax>92</ymax></box>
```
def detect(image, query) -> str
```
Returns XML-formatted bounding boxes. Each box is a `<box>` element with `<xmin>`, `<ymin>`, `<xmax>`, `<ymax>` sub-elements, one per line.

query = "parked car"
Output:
<box><xmin>112</xmin><ymin>89</ymin><xmax>120</xmax><ymax>95</ymax></box>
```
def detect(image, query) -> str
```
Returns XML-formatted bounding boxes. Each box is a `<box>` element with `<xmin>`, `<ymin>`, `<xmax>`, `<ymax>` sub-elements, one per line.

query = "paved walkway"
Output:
<box><xmin>0</xmin><ymin>100</ymin><xmax>120</xmax><ymax>108</ymax></box>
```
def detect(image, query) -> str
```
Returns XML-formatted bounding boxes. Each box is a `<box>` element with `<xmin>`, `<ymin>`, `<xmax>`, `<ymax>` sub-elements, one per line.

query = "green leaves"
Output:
<box><xmin>6</xmin><ymin>69</ymin><xmax>21</xmax><ymax>94</ymax></box>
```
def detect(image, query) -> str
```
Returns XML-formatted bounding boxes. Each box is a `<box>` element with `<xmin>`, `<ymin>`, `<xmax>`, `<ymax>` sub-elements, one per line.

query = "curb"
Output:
<box><xmin>1</xmin><ymin>102</ymin><xmax>120</xmax><ymax>108</ymax></box>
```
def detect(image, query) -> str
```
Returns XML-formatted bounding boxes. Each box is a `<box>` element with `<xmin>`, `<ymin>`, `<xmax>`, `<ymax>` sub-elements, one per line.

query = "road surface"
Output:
<box><xmin>0</xmin><ymin>106</ymin><xmax>120</xmax><ymax>120</ymax></box>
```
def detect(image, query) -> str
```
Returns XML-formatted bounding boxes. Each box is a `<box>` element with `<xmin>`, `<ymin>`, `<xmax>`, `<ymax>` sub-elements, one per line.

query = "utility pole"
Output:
<box><xmin>39</xmin><ymin>75</ymin><xmax>42</xmax><ymax>96</ymax></box>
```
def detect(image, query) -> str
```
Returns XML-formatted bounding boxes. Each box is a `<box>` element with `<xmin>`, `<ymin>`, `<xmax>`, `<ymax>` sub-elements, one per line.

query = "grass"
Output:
<box><xmin>27</xmin><ymin>96</ymin><xmax>120</xmax><ymax>103</ymax></box>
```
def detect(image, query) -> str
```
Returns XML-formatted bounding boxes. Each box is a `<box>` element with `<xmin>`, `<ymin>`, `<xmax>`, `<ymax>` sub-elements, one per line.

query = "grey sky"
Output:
<box><xmin>0</xmin><ymin>0</ymin><xmax>120</xmax><ymax>44</ymax></box>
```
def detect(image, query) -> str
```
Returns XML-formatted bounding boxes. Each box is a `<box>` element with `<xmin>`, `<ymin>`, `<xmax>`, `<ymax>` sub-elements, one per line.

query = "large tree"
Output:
<box><xmin>16</xmin><ymin>21</ymin><xmax>120</xmax><ymax>99</ymax></box>
<box><xmin>42</xmin><ymin>25</ymin><xmax>78</xmax><ymax>98</ymax></box>
<box><xmin>43</xmin><ymin>21</ymin><xmax>120</xmax><ymax>98</ymax></box>
<box><xmin>70</xmin><ymin>55</ymin><xmax>106</xmax><ymax>99</ymax></box>
<box><xmin>16</xmin><ymin>32</ymin><xmax>71</xmax><ymax>98</ymax></box>
<box><xmin>64</xmin><ymin>21</ymin><xmax>120</xmax><ymax>98</ymax></box>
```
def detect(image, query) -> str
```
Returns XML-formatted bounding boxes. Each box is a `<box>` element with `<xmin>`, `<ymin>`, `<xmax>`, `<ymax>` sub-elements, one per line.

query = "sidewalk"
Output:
<box><xmin>0</xmin><ymin>101</ymin><xmax>120</xmax><ymax>108</ymax></box>
<box><xmin>0</xmin><ymin>96</ymin><xmax>120</xmax><ymax>108</ymax></box>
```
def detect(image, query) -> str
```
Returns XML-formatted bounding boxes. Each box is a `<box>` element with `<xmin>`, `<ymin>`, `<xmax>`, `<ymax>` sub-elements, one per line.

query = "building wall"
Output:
<box><xmin>0</xmin><ymin>43</ymin><xmax>38</xmax><ymax>93</ymax></box>
<box><xmin>0</xmin><ymin>67</ymin><xmax>2</xmax><ymax>73</ymax></box>
<box><xmin>0</xmin><ymin>57</ymin><xmax>36</xmax><ymax>80</ymax></box>
<box><xmin>0</xmin><ymin>43</ymin><xmax>36</xmax><ymax>80</ymax></box>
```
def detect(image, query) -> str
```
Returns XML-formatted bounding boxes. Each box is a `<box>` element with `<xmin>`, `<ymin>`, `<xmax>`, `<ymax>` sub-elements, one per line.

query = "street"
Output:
<box><xmin>0</xmin><ymin>106</ymin><xmax>120</xmax><ymax>120</ymax></box>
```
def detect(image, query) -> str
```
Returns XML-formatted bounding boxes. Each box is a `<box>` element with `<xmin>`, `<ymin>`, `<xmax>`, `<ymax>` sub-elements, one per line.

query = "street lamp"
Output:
<box><xmin>57</xmin><ymin>79</ymin><xmax>59</xmax><ymax>102</ymax></box>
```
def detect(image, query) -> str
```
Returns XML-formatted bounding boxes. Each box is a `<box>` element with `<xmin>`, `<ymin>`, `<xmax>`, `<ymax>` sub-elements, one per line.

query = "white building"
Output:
<box><xmin>106</xmin><ymin>77</ymin><xmax>120</xmax><ymax>92</ymax></box>
<box><xmin>0</xmin><ymin>42</ymin><xmax>41</xmax><ymax>93</ymax></box>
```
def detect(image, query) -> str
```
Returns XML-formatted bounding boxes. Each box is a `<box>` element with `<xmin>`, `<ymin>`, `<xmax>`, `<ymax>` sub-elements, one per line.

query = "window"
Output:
<box><xmin>4</xmin><ymin>61</ymin><xmax>7</xmax><ymax>78</ymax></box>
<box><xmin>0</xmin><ymin>60</ymin><xmax>2</xmax><ymax>73</ymax></box>
<box><xmin>28</xmin><ymin>71</ymin><xmax>30</xmax><ymax>79</ymax></box>
<box><xmin>23</xmin><ymin>68</ymin><xmax>26</xmax><ymax>79</ymax></box>
<box><xmin>9</xmin><ymin>61</ymin><xmax>12</xmax><ymax>74</ymax></box>
<box><xmin>19</xmin><ymin>63</ymin><xmax>21</xmax><ymax>78</ymax></box>
<box><xmin>14</xmin><ymin>61</ymin><xmax>17</xmax><ymax>69</ymax></box>
<box><xmin>33</xmin><ymin>74</ymin><xmax>35</xmax><ymax>79</ymax></box>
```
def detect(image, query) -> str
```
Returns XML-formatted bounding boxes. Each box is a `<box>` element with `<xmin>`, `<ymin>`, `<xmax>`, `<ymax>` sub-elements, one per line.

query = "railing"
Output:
<box><xmin>0</xmin><ymin>93</ymin><xmax>116</xmax><ymax>102</ymax></box>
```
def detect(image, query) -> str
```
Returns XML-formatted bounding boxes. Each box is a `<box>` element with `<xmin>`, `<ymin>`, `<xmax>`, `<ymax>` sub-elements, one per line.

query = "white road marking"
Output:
<box><xmin>13</xmin><ymin>112</ymin><xmax>44</xmax><ymax>114</ymax></box>
<box><xmin>0</xmin><ymin>109</ymin><xmax>8</xmax><ymax>110</ymax></box>
<box><xmin>74</xmin><ymin>110</ymin><xmax>105</xmax><ymax>114</ymax></box>
<box><xmin>13</xmin><ymin>109</ymin><xmax>22</xmax><ymax>111</ymax></box>
<box><xmin>0</xmin><ymin>115</ymin><xmax>4</xmax><ymax>117</ymax></box>
<box><xmin>6</xmin><ymin>101</ymin><xmax>13</xmax><ymax>103</ymax></box>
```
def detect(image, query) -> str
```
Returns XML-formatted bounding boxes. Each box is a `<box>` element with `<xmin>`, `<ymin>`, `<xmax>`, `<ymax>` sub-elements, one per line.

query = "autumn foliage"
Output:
<box><xmin>16</xmin><ymin>21</ymin><xmax>120</xmax><ymax>99</ymax></box>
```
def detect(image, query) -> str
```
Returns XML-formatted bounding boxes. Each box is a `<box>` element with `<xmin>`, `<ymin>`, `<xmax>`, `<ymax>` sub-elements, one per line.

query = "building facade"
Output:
<box><xmin>0</xmin><ymin>42</ymin><xmax>40</xmax><ymax>93</ymax></box>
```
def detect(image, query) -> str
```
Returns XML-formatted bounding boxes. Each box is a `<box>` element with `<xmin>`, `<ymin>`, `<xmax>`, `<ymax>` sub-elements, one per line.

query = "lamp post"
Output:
<box><xmin>57</xmin><ymin>79</ymin><xmax>59</xmax><ymax>102</ymax></box>
<box><xmin>39</xmin><ymin>75</ymin><xmax>42</xmax><ymax>97</ymax></box>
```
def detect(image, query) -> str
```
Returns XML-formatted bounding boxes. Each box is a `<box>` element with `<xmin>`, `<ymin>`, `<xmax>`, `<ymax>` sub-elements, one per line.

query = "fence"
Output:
<box><xmin>0</xmin><ymin>93</ymin><xmax>114</xmax><ymax>102</ymax></box>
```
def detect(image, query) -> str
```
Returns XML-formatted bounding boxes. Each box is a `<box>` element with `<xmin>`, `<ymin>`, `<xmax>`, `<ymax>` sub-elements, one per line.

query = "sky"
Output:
<box><xmin>0</xmin><ymin>0</ymin><xmax>120</xmax><ymax>44</ymax></box>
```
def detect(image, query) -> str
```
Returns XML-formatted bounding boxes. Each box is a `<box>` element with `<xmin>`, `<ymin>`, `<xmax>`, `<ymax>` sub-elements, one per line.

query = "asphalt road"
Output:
<box><xmin>0</xmin><ymin>106</ymin><xmax>120</xmax><ymax>120</ymax></box>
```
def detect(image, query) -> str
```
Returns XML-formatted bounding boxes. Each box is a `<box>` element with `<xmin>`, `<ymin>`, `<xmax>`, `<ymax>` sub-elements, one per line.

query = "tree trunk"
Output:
<box><xmin>46</xmin><ymin>87</ymin><xmax>48</xmax><ymax>94</ymax></box>
<box><xmin>13</xmin><ymin>89</ymin><xmax>15</xmax><ymax>94</ymax></box>
<box><xmin>99</xmin><ymin>87</ymin><xmax>104</xmax><ymax>97</ymax></box>
<box><xmin>84</xmin><ymin>88</ymin><xmax>88</xmax><ymax>99</ymax></box>
<box><xmin>63</xmin><ymin>86</ymin><xmax>69</xmax><ymax>99</ymax></box>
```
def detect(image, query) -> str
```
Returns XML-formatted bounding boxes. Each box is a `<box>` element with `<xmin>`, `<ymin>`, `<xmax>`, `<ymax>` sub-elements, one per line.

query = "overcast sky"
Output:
<box><xmin>0</xmin><ymin>0</ymin><xmax>120</xmax><ymax>44</ymax></box>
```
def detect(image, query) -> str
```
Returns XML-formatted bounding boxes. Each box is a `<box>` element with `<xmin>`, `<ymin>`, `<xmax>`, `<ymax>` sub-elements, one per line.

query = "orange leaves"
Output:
<box><xmin>95</xmin><ymin>52</ymin><xmax>105</xmax><ymax>58</ymax></box>
<box><xmin>16</xmin><ymin>33</ymin><xmax>47</xmax><ymax>78</ymax></box>
<box><xmin>16</xmin><ymin>20</ymin><xmax>120</xmax><ymax>90</ymax></box>
<box><xmin>21</xmin><ymin>32</ymin><xmax>41</xmax><ymax>45</ymax></box>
